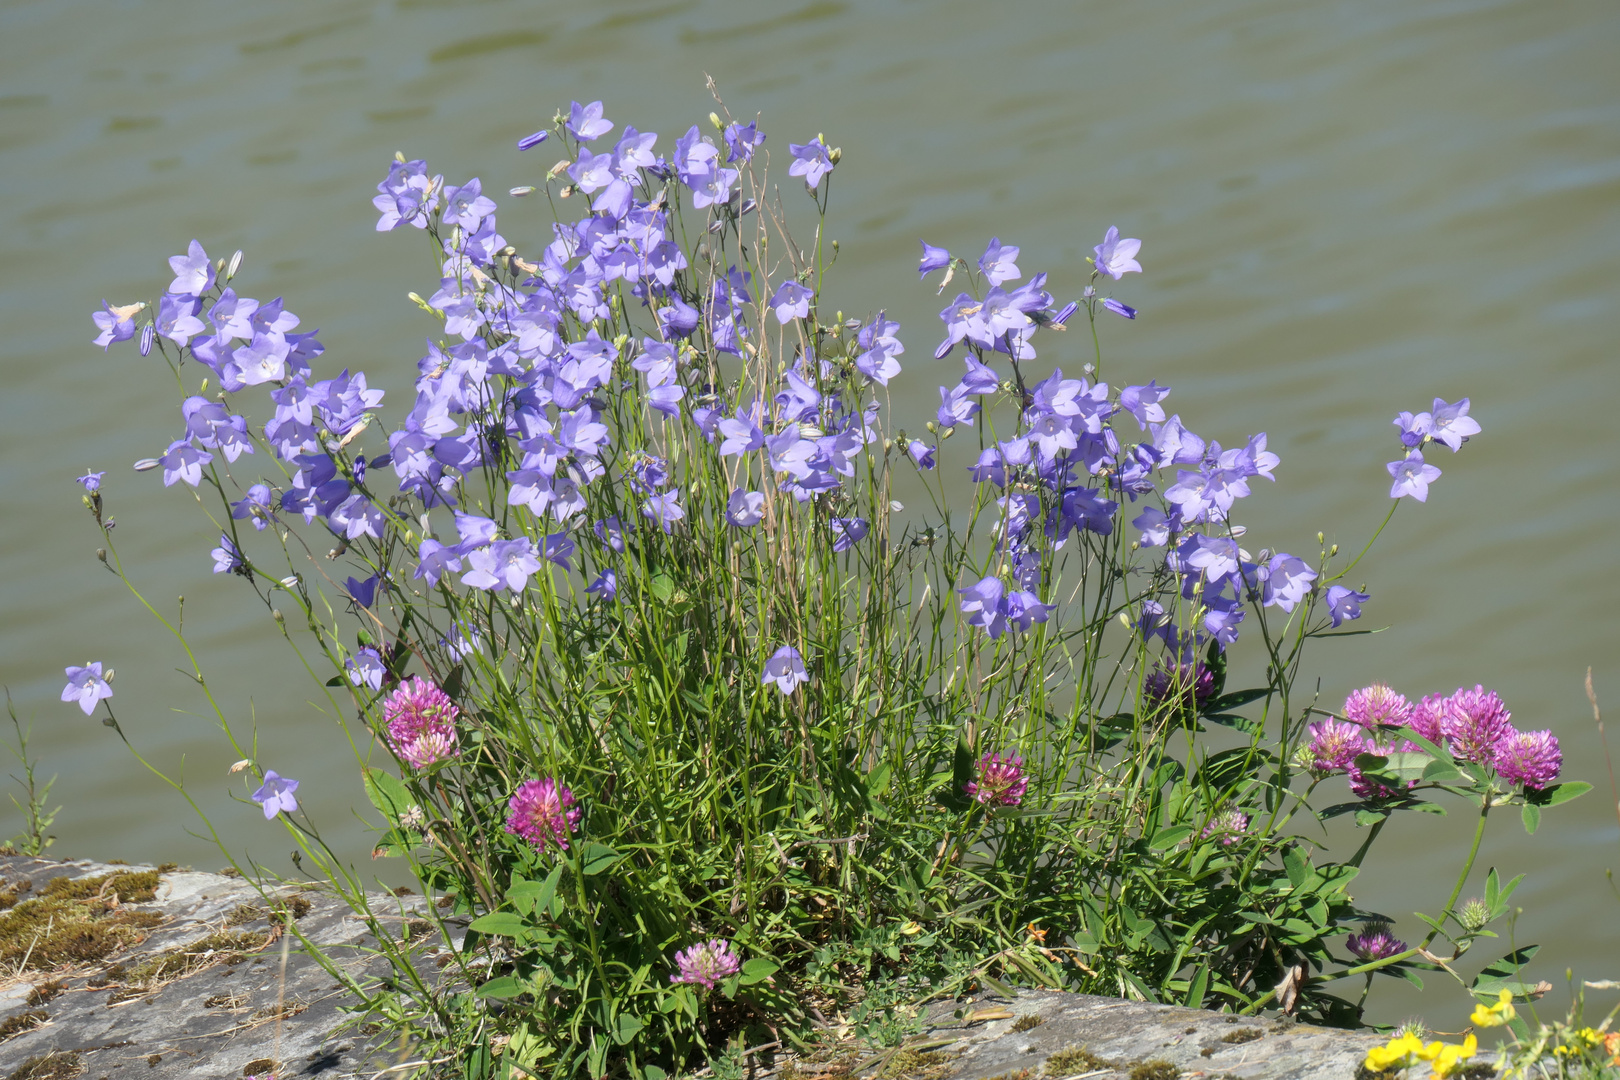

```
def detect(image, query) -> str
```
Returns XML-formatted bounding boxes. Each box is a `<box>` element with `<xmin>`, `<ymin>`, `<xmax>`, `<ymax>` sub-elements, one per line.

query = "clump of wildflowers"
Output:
<box><xmin>505</xmin><ymin>778</ymin><xmax>580</xmax><ymax>855</ymax></box>
<box><xmin>1346</xmin><ymin>922</ymin><xmax>1407</xmax><ymax>963</ymax></box>
<box><xmin>670</xmin><ymin>939</ymin><xmax>741</xmax><ymax>991</ymax></box>
<box><xmin>965</xmin><ymin>753</ymin><xmax>1027</xmax><ymax>807</ymax></box>
<box><xmin>382</xmin><ymin>677</ymin><xmax>461</xmax><ymax>768</ymax></box>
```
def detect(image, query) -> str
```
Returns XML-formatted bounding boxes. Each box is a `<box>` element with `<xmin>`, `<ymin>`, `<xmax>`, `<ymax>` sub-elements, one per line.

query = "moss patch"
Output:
<box><xmin>877</xmin><ymin>1047</ymin><xmax>954</xmax><ymax>1080</ymax></box>
<box><xmin>0</xmin><ymin>886</ymin><xmax>164</xmax><ymax>971</ymax></box>
<box><xmin>1045</xmin><ymin>1046</ymin><xmax>1117</xmax><ymax>1075</ymax></box>
<box><xmin>24</xmin><ymin>980</ymin><xmax>64</xmax><ymax>1006</ymax></box>
<box><xmin>40</xmin><ymin>871</ymin><xmax>159</xmax><ymax>904</ymax></box>
<box><xmin>1011</xmin><ymin>1013</ymin><xmax>1045</xmax><ymax>1033</ymax></box>
<box><xmin>122</xmin><ymin>930</ymin><xmax>272</xmax><ymax>983</ymax></box>
<box><xmin>1221</xmin><ymin>1027</ymin><xmax>1263</xmax><ymax>1044</ymax></box>
<box><xmin>1129</xmin><ymin>1062</ymin><xmax>1179</xmax><ymax>1080</ymax></box>
<box><xmin>0</xmin><ymin>1009</ymin><xmax>48</xmax><ymax>1041</ymax></box>
<box><xmin>6</xmin><ymin>1052</ymin><xmax>83</xmax><ymax>1080</ymax></box>
<box><xmin>0</xmin><ymin>879</ymin><xmax>34</xmax><ymax>911</ymax></box>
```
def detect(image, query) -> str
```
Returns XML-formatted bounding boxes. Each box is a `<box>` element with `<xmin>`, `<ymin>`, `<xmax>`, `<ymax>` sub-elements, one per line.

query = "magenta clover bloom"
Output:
<box><xmin>762</xmin><ymin>646</ymin><xmax>809</xmax><ymax>696</ymax></box>
<box><xmin>1093</xmin><ymin>226</ymin><xmax>1143</xmax><ymax>280</ymax></box>
<box><xmin>1343</xmin><ymin>684</ymin><xmax>1413</xmax><ymax>731</ymax></box>
<box><xmin>251</xmin><ymin>770</ymin><xmax>300</xmax><ymax>820</ymax></box>
<box><xmin>1346</xmin><ymin>923</ymin><xmax>1406</xmax><ymax>963</ymax></box>
<box><xmin>1200</xmin><ymin>810</ymin><xmax>1249</xmax><ymax>846</ymax></box>
<box><xmin>670</xmin><ymin>939</ymin><xmax>741</xmax><ymax>991</ymax></box>
<box><xmin>1144</xmin><ymin>661</ymin><xmax>1216</xmax><ymax>711</ymax></box>
<box><xmin>787</xmin><ymin>137</ymin><xmax>835</xmax><ymax>190</ymax></box>
<box><xmin>1408</xmin><ymin>692</ymin><xmax>1448</xmax><ymax>744</ymax></box>
<box><xmin>1441</xmin><ymin>685</ymin><xmax>1513</xmax><ymax>765</ymax></box>
<box><xmin>383</xmin><ymin>677</ymin><xmax>461</xmax><ymax>769</ymax></box>
<box><xmin>62</xmin><ymin>662</ymin><xmax>113</xmax><ymax>716</ymax></box>
<box><xmin>1307</xmin><ymin>720</ymin><xmax>1366</xmax><ymax>773</ymax></box>
<box><xmin>1494</xmin><ymin>729</ymin><xmax>1561</xmax><ymax>790</ymax></box>
<box><xmin>965</xmin><ymin>752</ymin><xmax>1028</xmax><ymax>807</ymax></box>
<box><xmin>505</xmin><ymin>778</ymin><xmax>580</xmax><ymax>855</ymax></box>
<box><xmin>1387</xmin><ymin>450</ymin><xmax>1442</xmax><ymax>502</ymax></box>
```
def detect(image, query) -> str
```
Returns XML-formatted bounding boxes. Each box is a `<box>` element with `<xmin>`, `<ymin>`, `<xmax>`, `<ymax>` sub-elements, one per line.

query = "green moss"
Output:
<box><xmin>0</xmin><ymin>1010</ymin><xmax>48</xmax><ymax>1041</ymax></box>
<box><xmin>1128</xmin><ymin>1062</ymin><xmax>1179</xmax><ymax>1080</ymax></box>
<box><xmin>225</xmin><ymin>903</ymin><xmax>264</xmax><ymax>926</ymax></box>
<box><xmin>0</xmin><ymin>879</ymin><xmax>33</xmax><ymax>911</ymax></box>
<box><xmin>877</xmin><ymin>1048</ymin><xmax>954</xmax><ymax>1080</ymax></box>
<box><xmin>0</xmin><ymin>892</ymin><xmax>164</xmax><ymax>971</ymax></box>
<box><xmin>6</xmin><ymin>1051</ymin><xmax>83</xmax><ymax>1080</ymax></box>
<box><xmin>1011</xmin><ymin>1013</ymin><xmax>1045</xmax><ymax>1033</ymax></box>
<box><xmin>1221</xmin><ymin>1027</ymin><xmax>1263</xmax><ymax>1044</ymax></box>
<box><xmin>241</xmin><ymin>1059</ymin><xmax>279</xmax><ymax>1077</ymax></box>
<box><xmin>1045</xmin><ymin>1046</ymin><xmax>1116</xmax><ymax>1076</ymax></box>
<box><xmin>40</xmin><ymin>870</ymin><xmax>159</xmax><ymax>903</ymax></box>
<box><xmin>24</xmin><ymin>980</ymin><xmax>64</xmax><ymax>1006</ymax></box>
<box><xmin>123</xmin><ymin>930</ymin><xmax>271</xmax><ymax>983</ymax></box>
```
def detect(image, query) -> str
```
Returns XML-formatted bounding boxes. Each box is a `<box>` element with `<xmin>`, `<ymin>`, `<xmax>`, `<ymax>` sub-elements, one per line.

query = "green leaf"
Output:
<box><xmin>441</xmin><ymin>664</ymin><xmax>464</xmax><ymax>699</ymax></box>
<box><xmin>1149</xmin><ymin>825</ymin><xmax>1194</xmax><ymax>851</ymax></box>
<box><xmin>1185</xmin><ymin>965</ymin><xmax>1209</xmax><ymax>1009</ymax></box>
<box><xmin>362</xmin><ymin>767</ymin><xmax>412</xmax><ymax>825</ymax></box>
<box><xmin>469</xmin><ymin>912</ymin><xmax>528</xmax><ymax>937</ymax></box>
<box><xmin>1521</xmin><ymin>802</ymin><xmax>1540</xmax><ymax>835</ymax></box>
<box><xmin>867</xmin><ymin>762</ymin><xmax>893</xmax><ymax>799</ymax></box>
<box><xmin>1355</xmin><ymin>751</ymin><xmax>1431</xmax><ymax>784</ymax></box>
<box><xmin>507</xmin><ymin>866</ymin><xmax>563</xmax><ymax>917</ymax></box>
<box><xmin>475</xmin><ymin>975</ymin><xmax>527</xmax><ymax>999</ymax></box>
<box><xmin>613</xmin><ymin>1013</ymin><xmax>644</xmax><ymax>1046</ymax></box>
<box><xmin>1203</xmin><ymin>638</ymin><xmax>1228</xmax><ymax>700</ymax></box>
<box><xmin>642</xmin><ymin>1067</ymin><xmax>668</xmax><ymax>1080</ymax></box>
<box><xmin>1525</xmin><ymin>781</ymin><xmax>1592</xmax><ymax>808</ymax></box>
<box><xmin>1472</xmin><ymin>946</ymin><xmax>1541</xmax><ymax>992</ymax></box>
<box><xmin>1283</xmin><ymin>846</ymin><xmax>1310</xmax><ymax>889</ymax></box>
<box><xmin>325</xmin><ymin>675</ymin><xmax>345</xmax><ymax>687</ymax></box>
<box><xmin>1484</xmin><ymin>867</ymin><xmax>1500</xmax><ymax>910</ymax></box>
<box><xmin>648</xmin><ymin>573</ymin><xmax>676</xmax><ymax>602</ymax></box>
<box><xmin>1201</xmin><ymin>712</ymin><xmax>1263</xmax><ymax>736</ymax></box>
<box><xmin>1422</xmin><ymin>759</ymin><xmax>1464</xmax><ymax>784</ymax></box>
<box><xmin>577</xmin><ymin>842</ymin><xmax>621</xmax><ymax>876</ymax></box>
<box><xmin>1203</xmin><ymin>688</ymin><xmax>1271</xmax><ymax>712</ymax></box>
<box><xmin>739</xmin><ymin>958</ymin><xmax>779</xmax><ymax>985</ymax></box>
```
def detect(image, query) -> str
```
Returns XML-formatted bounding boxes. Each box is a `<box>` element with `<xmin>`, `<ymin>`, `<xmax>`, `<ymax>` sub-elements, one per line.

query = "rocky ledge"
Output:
<box><xmin>0</xmin><ymin>857</ymin><xmax>1407</xmax><ymax>1080</ymax></box>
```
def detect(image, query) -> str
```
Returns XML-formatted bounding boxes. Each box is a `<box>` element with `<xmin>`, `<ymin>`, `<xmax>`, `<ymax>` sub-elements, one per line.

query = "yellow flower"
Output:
<box><xmin>1429</xmin><ymin>1034</ymin><xmax>1477</xmax><ymax>1079</ymax></box>
<box><xmin>1366</xmin><ymin>1033</ymin><xmax>1426</xmax><ymax>1072</ymax></box>
<box><xmin>1470</xmin><ymin>989</ymin><xmax>1517</xmax><ymax>1028</ymax></box>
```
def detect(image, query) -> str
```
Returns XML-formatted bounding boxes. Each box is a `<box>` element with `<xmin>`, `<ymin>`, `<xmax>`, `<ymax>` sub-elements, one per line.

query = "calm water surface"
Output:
<box><xmin>2</xmin><ymin>0</ymin><xmax>1618</xmax><ymax>1026</ymax></box>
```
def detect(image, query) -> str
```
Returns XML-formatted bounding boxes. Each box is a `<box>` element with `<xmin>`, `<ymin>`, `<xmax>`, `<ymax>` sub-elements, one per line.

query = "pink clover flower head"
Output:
<box><xmin>1494</xmin><ymin>729</ymin><xmax>1561</xmax><ymax>790</ymax></box>
<box><xmin>965</xmin><ymin>752</ymin><xmax>1028</xmax><ymax>807</ymax></box>
<box><xmin>1342</xmin><ymin>684</ymin><xmax>1412</xmax><ymax>732</ymax></box>
<box><xmin>1143</xmin><ymin>662</ymin><xmax>1215</xmax><ymax>711</ymax></box>
<box><xmin>1307</xmin><ymin>720</ymin><xmax>1366</xmax><ymax>773</ymax></box>
<box><xmin>1441</xmin><ymin>685</ymin><xmax>1512</xmax><ymax>764</ymax></box>
<box><xmin>62</xmin><ymin>662</ymin><xmax>114</xmax><ymax>716</ymax></box>
<box><xmin>383</xmin><ymin>676</ymin><xmax>461</xmax><ymax>768</ymax></box>
<box><xmin>670</xmin><ymin>938</ymin><xmax>741</xmax><ymax>991</ymax></box>
<box><xmin>1346</xmin><ymin>923</ymin><xmax>1407</xmax><ymax>963</ymax></box>
<box><xmin>505</xmin><ymin>778</ymin><xmax>581</xmax><ymax>855</ymax></box>
<box><xmin>1200</xmin><ymin>810</ymin><xmax>1249</xmax><ymax>846</ymax></box>
<box><xmin>1408</xmin><ymin>692</ymin><xmax>1449</xmax><ymax>744</ymax></box>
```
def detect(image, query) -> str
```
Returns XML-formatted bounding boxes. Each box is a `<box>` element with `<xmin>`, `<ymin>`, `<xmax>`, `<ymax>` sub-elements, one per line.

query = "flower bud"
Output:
<box><xmin>559</xmin><ymin>185</ymin><xmax>574</xmax><ymax>199</ymax></box>
<box><xmin>709</xmin><ymin>111</ymin><xmax>723</xmax><ymax>130</ymax></box>
<box><xmin>226</xmin><ymin>250</ymin><xmax>243</xmax><ymax>281</ymax></box>
<box><xmin>280</xmin><ymin>575</ymin><xmax>300</xmax><ymax>588</ymax></box>
<box><xmin>103</xmin><ymin>717</ymin><xmax>116</xmax><ymax>727</ymax></box>
<box><xmin>103</xmin><ymin>668</ymin><xmax>114</xmax><ymax>682</ymax></box>
<box><xmin>272</xmin><ymin>609</ymin><xmax>284</xmax><ymax>625</ymax></box>
<box><xmin>133</xmin><ymin>458</ymin><xmax>161</xmax><ymax>472</ymax></box>
<box><xmin>96</xmin><ymin>549</ymin><xmax>107</xmax><ymax>563</ymax></box>
<box><xmin>831</xmin><ymin>239</ymin><xmax>839</xmax><ymax>252</ymax></box>
<box><xmin>1329</xmin><ymin>544</ymin><xmax>1339</xmax><ymax>556</ymax></box>
<box><xmin>139</xmin><ymin>324</ymin><xmax>154</xmax><ymax>356</ymax></box>
<box><xmin>1083</xmin><ymin>363</ymin><xmax>1095</xmax><ymax>376</ymax></box>
<box><xmin>394</xmin><ymin>150</ymin><xmax>406</xmax><ymax>163</ymax></box>
<box><xmin>828</xmin><ymin>146</ymin><xmax>842</xmax><ymax>165</ymax></box>
<box><xmin>1317</xmin><ymin>531</ymin><xmax>1325</xmax><ymax>544</ymax></box>
<box><xmin>925</xmin><ymin>421</ymin><xmax>938</xmax><ymax>434</ymax></box>
<box><xmin>883</xmin><ymin>438</ymin><xmax>894</xmax><ymax>452</ymax></box>
<box><xmin>82</xmin><ymin>495</ymin><xmax>93</xmax><ymax>511</ymax></box>
<box><xmin>509</xmin><ymin>185</ymin><xmax>535</xmax><ymax>197</ymax></box>
<box><xmin>1458</xmin><ymin>898</ymin><xmax>1490</xmax><ymax>933</ymax></box>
